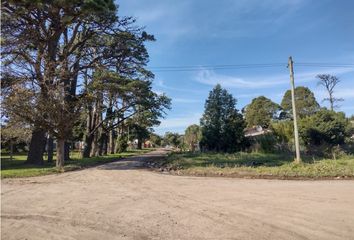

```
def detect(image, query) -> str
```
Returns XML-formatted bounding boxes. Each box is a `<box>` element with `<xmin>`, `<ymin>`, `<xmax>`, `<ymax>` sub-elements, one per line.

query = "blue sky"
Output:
<box><xmin>118</xmin><ymin>0</ymin><xmax>354</xmax><ymax>135</ymax></box>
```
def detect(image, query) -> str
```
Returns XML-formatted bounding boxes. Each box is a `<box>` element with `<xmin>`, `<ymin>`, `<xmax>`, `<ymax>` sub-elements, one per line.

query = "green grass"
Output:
<box><xmin>165</xmin><ymin>152</ymin><xmax>354</xmax><ymax>179</ymax></box>
<box><xmin>1</xmin><ymin>148</ymin><xmax>153</xmax><ymax>178</ymax></box>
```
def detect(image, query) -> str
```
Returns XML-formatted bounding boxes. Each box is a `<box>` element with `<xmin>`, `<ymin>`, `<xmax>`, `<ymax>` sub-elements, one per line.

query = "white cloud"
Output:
<box><xmin>154</xmin><ymin>112</ymin><xmax>202</xmax><ymax>134</ymax></box>
<box><xmin>195</xmin><ymin>69</ymin><xmax>285</xmax><ymax>88</ymax></box>
<box><xmin>154</xmin><ymin>78</ymin><xmax>206</xmax><ymax>94</ymax></box>
<box><xmin>195</xmin><ymin>67</ymin><xmax>354</xmax><ymax>89</ymax></box>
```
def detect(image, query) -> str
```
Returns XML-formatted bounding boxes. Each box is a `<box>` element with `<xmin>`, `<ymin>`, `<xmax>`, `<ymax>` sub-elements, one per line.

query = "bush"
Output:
<box><xmin>248</xmin><ymin>134</ymin><xmax>277</xmax><ymax>153</ymax></box>
<box><xmin>299</xmin><ymin>110</ymin><xmax>350</xmax><ymax>146</ymax></box>
<box><xmin>271</xmin><ymin>121</ymin><xmax>294</xmax><ymax>152</ymax></box>
<box><xmin>115</xmin><ymin>135</ymin><xmax>128</xmax><ymax>153</ymax></box>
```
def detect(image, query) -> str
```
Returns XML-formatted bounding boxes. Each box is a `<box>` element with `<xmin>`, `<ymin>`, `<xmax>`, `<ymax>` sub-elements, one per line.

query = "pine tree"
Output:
<box><xmin>200</xmin><ymin>84</ymin><xmax>246</xmax><ymax>152</ymax></box>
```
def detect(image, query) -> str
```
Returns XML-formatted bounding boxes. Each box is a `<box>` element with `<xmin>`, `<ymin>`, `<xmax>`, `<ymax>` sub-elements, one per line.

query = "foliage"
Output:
<box><xmin>270</xmin><ymin>120</ymin><xmax>295</xmax><ymax>152</ymax></box>
<box><xmin>184</xmin><ymin>124</ymin><xmax>201</xmax><ymax>151</ymax></box>
<box><xmin>244</xmin><ymin>96</ymin><xmax>280</xmax><ymax>128</ymax></box>
<box><xmin>200</xmin><ymin>84</ymin><xmax>246</xmax><ymax>152</ymax></box>
<box><xmin>164</xmin><ymin>132</ymin><xmax>181</xmax><ymax>147</ymax></box>
<box><xmin>1</xmin><ymin>0</ymin><xmax>170</xmax><ymax>166</ymax></box>
<box><xmin>116</xmin><ymin>135</ymin><xmax>128</xmax><ymax>153</ymax></box>
<box><xmin>149</xmin><ymin>133</ymin><xmax>162</xmax><ymax>147</ymax></box>
<box><xmin>281</xmin><ymin>86</ymin><xmax>320</xmax><ymax>118</ymax></box>
<box><xmin>165</xmin><ymin>152</ymin><xmax>354</xmax><ymax>179</ymax></box>
<box><xmin>271</xmin><ymin>120</ymin><xmax>294</xmax><ymax>144</ymax></box>
<box><xmin>1</xmin><ymin>120</ymin><xmax>32</xmax><ymax>152</ymax></box>
<box><xmin>249</xmin><ymin>134</ymin><xmax>277</xmax><ymax>153</ymax></box>
<box><xmin>299</xmin><ymin>109</ymin><xmax>351</xmax><ymax>146</ymax></box>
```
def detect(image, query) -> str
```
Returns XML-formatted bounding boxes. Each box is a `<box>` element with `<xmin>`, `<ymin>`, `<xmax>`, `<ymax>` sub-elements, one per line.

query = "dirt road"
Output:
<box><xmin>2</xmin><ymin>149</ymin><xmax>354</xmax><ymax>240</ymax></box>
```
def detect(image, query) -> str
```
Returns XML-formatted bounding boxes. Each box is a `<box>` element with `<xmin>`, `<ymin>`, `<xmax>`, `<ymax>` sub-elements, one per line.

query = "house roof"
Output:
<box><xmin>244</xmin><ymin>126</ymin><xmax>271</xmax><ymax>137</ymax></box>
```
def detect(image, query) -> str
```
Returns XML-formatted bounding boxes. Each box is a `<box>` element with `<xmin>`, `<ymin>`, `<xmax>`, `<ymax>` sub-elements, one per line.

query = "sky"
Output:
<box><xmin>118</xmin><ymin>0</ymin><xmax>354</xmax><ymax>135</ymax></box>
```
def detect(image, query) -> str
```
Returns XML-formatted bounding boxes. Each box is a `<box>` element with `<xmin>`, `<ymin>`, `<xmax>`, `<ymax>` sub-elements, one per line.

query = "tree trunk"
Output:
<box><xmin>83</xmin><ymin>134</ymin><xmax>93</xmax><ymax>158</ymax></box>
<box><xmin>108</xmin><ymin>129</ymin><xmax>115</xmax><ymax>154</ymax></box>
<box><xmin>91</xmin><ymin>131</ymin><xmax>100</xmax><ymax>157</ymax></box>
<box><xmin>329</xmin><ymin>94</ymin><xmax>334</xmax><ymax>111</ymax></box>
<box><xmin>64</xmin><ymin>142</ymin><xmax>70</xmax><ymax>161</ymax></box>
<box><xmin>56</xmin><ymin>138</ymin><xmax>65</xmax><ymax>168</ymax></box>
<box><xmin>137</xmin><ymin>138</ymin><xmax>143</xmax><ymax>150</ymax></box>
<box><xmin>191</xmin><ymin>142</ymin><xmax>195</xmax><ymax>152</ymax></box>
<box><xmin>10</xmin><ymin>139</ymin><xmax>13</xmax><ymax>161</ymax></box>
<box><xmin>26</xmin><ymin>128</ymin><xmax>46</xmax><ymax>165</ymax></box>
<box><xmin>101</xmin><ymin>133</ymin><xmax>108</xmax><ymax>155</ymax></box>
<box><xmin>47</xmin><ymin>136</ymin><xmax>54</xmax><ymax>163</ymax></box>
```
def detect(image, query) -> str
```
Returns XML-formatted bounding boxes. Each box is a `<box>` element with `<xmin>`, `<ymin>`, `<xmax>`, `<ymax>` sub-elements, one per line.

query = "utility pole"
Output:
<box><xmin>288</xmin><ymin>56</ymin><xmax>301</xmax><ymax>163</ymax></box>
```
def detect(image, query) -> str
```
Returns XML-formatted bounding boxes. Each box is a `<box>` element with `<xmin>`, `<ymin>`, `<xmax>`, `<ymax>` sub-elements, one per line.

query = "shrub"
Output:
<box><xmin>299</xmin><ymin>110</ymin><xmax>350</xmax><ymax>146</ymax></box>
<box><xmin>115</xmin><ymin>135</ymin><xmax>128</xmax><ymax>153</ymax></box>
<box><xmin>248</xmin><ymin>133</ymin><xmax>277</xmax><ymax>153</ymax></box>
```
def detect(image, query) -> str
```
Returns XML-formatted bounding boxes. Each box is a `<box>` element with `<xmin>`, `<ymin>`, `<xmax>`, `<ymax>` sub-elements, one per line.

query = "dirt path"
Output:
<box><xmin>2</xmin><ymin>149</ymin><xmax>354</xmax><ymax>240</ymax></box>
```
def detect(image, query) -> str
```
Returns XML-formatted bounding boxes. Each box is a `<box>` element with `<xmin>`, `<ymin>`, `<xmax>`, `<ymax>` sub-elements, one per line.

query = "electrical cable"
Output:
<box><xmin>148</xmin><ymin>62</ymin><xmax>354</xmax><ymax>72</ymax></box>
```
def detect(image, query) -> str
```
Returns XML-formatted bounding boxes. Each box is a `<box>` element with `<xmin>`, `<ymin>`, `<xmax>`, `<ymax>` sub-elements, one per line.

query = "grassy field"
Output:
<box><xmin>1</xmin><ymin>149</ymin><xmax>153</xmax><ymax>178</ymax></box>
<box><xmin>164</xmin><ymin>152</ymin><xmax>354</xmax><ymax>179</ymax></box>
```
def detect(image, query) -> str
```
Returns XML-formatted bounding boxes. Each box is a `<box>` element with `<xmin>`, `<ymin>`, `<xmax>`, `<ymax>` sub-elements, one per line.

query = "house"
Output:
<box><xmin>244</xmin><ymin>126</ymin><xmax>271</xmax><ymax>137</ymax></box>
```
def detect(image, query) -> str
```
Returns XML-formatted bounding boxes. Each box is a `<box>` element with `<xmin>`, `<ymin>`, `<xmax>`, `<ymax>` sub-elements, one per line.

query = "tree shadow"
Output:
<box><xmin>97</xmin><ymin>152</ymin><xmax>166</xmax><ymax>171</ymax></box>
<box><xmin>1</xmin><ymin>150</ymin><xmax>150</xmax><ymax>171</ymax></box>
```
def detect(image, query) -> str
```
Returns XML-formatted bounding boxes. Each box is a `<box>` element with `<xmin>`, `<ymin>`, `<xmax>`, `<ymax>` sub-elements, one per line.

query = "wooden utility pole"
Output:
<box><xmin>288</xmin><ymin>56</ymin><xmax>301</xmax><ymax>163</ymax></box>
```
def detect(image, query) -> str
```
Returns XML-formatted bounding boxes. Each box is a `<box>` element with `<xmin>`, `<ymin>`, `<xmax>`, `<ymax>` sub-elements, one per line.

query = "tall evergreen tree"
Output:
<box><xmin>1</xmin><ymin>0</ymin><xmax>117</xmax><ymax>166</ymax></box>
<box><xmin>1</xmin><ymin>0</ymin><xmax>170</xmax><ymax>167</ymax></box>
<box><xmin>200</xmin><ymin>84</ymin><xmax>246</xmax><ymax>152</ymax></box>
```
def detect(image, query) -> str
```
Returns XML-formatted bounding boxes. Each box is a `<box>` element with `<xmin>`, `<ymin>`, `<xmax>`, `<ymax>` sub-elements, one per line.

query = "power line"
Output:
<box><xmin>148</xmin><ymin>62</ymin><xmax>354</xmax><ymax>72</ymax></box>
<box><xmin>151</xmin><ymin>65</ymin><xmax>285</xmax><ymax>72</ymax></box>
<box><xmin>296</xmin><ymin>62</ymin><xmax>354</xmax><ymax>66</ymax></box>
<box><xmin>149</xmin><ymin>63</ymin><xmax>285</xmax><ymax>69</ymax></box>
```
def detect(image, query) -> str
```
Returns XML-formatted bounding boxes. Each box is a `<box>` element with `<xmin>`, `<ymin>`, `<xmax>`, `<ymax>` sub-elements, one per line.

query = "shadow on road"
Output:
<box><xmin>97</xmin><ymin>149</ymin><xmax>169</xmax><ymax>171</ymax></box>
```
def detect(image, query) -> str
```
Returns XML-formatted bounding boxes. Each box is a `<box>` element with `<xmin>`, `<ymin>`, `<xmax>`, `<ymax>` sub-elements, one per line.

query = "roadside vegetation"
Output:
<box><xmin>160</xmin><ymin>83</ymin><xmax>354</xmax><ymax>180</ymax></box>
<box><xmin>163</xmin><ymin>152</ymin><xmax>354</xmax><ymax>179</ymax></box>
<box><xmin>1</xmin><ymin>2</ymin><xmax>353</xmax><ymax>181</ymax></box>
<box><xmin>1</xmin><ymin>149</ymin><xmax>152</xmax><ymax>178</ymax></box>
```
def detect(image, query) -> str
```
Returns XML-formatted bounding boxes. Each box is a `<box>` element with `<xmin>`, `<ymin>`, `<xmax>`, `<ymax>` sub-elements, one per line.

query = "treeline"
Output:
<box><xmin>243</xmin><ymin>83</ymin><xmax>353</xmax><ymax>157</ymax></box>
<box><xmin>1</xmin><ymin>1</ymin><xmax>171</xmax><ymax>167</ymax></box>
<box><xmin>167</xmin><ymin>81</ymin><xmax>353</xmax><ymax>158</ymax></box>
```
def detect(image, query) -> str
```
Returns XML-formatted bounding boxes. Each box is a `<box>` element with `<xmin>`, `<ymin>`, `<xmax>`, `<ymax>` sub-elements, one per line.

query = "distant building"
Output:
<box><xmin>244</xmin><ymin>126</ymin><xmax>271</xmax><ymax>137</ymax></box>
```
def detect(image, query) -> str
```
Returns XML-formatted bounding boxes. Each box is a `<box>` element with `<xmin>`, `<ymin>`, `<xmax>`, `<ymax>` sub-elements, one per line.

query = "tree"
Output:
<box><xmin>1</xmin><ymin>0</ymin><xmax>117</xmax><ymax>167</ymax></box>
<box><xmin>271</xmin><ymin>121</ymin><xmax>294</xmax><ymax>144</ymax></box>
<box><xmin>244</xmin><ymin>96</ymin><xmax>280</xmax><ymax>128</ymax></box>
<box><xmin>1</xmin><ymin>120</ymin><xmax>32</xmax><ymax>160</ymax></box>
<box><xmin>316</xmin><ymin>74</ymin><xmax>343</xmax><ymax>111</ymax></box>
<box><xmin>200</xmin><ymin>84</ymin><xmax>246</xmax><ymax>152</ymax></box>
<box><xmin>149</xmin><ymin>133</ymin><xmax>162</xmax><ymax>147</ymax></box>
<box><xmin>281</xmin><ymin>86</ymin><xmax>320</xmax><ymax>118</ymax></box>
<box><xmin>1</xmin><ymin>1</ymin><xmax>170</xmax><ymax>168</ymax></box>
<box><xmin>184</xmin><ymin>124</ymin><xmax>201</xmax><ymax>151</ymax></box>
<box><xmin>164</xmin><ymin>132</ymin><xmax>181</xmax><ymax>147</ymax></box>
<box><xmin>299</xmin><ymin>109</ymin><xmax>351</xmax><ymax>146</ymax></box>
<box><xmin>82</xmin><ymin>72</ymin><xmax>170</xmax><ymax>155</ymax></box>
